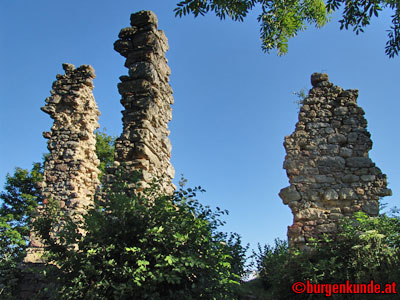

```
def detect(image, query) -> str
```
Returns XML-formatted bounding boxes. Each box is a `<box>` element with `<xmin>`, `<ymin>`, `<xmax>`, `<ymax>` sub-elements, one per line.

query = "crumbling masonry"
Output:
<box><xmin>108</xmin><ymin>10</ymin><xmax>175</xmax><ymax>193</ymax></box>
<box><xmin>20</xmin><ymin>64</ymin><xmax>100</xmax><ymax>298</ymax></box>
<box><xmin>24</xmin><ymin>8</ymin><xmax>175</xmax><ymax>261</ymax></box>
<box><xmin>280</xmin><ymin>73</ymin><xmax>392</xmax><ymax>249</ymax></box>
<box><xmin>22</xmin><ymin>11</ymin><xmax>176</xmax><ymax>298</ymax></box>
<box><xmin>25</xmin><ymin>10</ymin><xmax>176</xmax><ymax>264</ymax></box>
<box><xmin>24</xmin><ymin>63</ymin><xmax>100</xmax><ymax>265</ymax></box>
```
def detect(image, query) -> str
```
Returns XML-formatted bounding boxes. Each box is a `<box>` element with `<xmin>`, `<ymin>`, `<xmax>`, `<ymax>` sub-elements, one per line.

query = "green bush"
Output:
<box><xmin>34</xmin><ymin>171</ymin><xmax>247</xmax><ymax>299</ymax></box>
<box><xmin>0</xmin><ymin>163</ymin><xmax>44</xmax><ymax>299</ymax></box>
<box><xmin>255</xmin><ymin>212</ymin><xmax>400</xmax><ymax>300</ymax></box>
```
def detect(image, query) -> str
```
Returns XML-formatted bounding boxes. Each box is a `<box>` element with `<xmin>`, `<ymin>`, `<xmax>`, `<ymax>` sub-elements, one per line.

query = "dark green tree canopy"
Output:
<box><xmin>175</xmin><ymin>0</ymin><xmax>400</xmax><ymax>57</ymax></box>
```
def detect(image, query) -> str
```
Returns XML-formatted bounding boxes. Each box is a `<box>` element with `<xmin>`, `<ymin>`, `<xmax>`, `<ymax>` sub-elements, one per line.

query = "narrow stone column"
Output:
<box><xmin>24</xmin><ymin>63</ymin><xmax>100</xmax><ymax>264</ymax></box>
<box><xmin>280</xmin><ymin>73</ymin><xmax>392</xmax><ymax>249</ymax></box>
<box><xmin>110</xmin><ymin>10</ymin><xmax>175</xmax><ymax>193</ymax></box>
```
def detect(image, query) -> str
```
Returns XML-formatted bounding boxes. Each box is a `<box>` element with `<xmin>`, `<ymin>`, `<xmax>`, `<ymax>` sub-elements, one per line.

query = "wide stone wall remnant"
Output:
<box><xmin>24</xmin><ymin>63</ymin><xmax>100</xmax><ymax>264</ymax></box>
<box><xmin>110</xmin><ymin>10</ymin><xmax>175</xmax><ymax>193</ymax></box>
<box><xmin>280</xmin><ymin>73</ymin><xmax>392</xmax><ymax>249</ymax></box>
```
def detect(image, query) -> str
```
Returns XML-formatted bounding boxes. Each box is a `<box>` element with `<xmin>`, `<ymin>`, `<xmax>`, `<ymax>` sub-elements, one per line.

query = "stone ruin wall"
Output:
<box><xmin>20</xmin><ymin>63</ymin><xmax>100</xmax><ymax>298</ymax></box>
<box><xmin>40</xmin><ymin>63</ymin><xmax>101</xmax><ymax>215</ymax></box>
<box><xmin>280</xmin><ymin>73</ymin><xmax>392</xmax><ymax>249</ymax></box>
<box><xmin>107</xmin><ymin>10</ymin><xmax>175</xmax><ymax>194</ymax></box>
<box><xmin>24</xmin><ymin>63</ymin><xmax>100</xmax><ymax>264</ymax></box>
<box><xmin>24</xmin><ymin>10</ymin><xmax>176</xmax><ymax>267</ymax></box>
<box><xmin>21</xmin><ymin>10</ymin><xmax>175</xmax><ymax>298</ymax></box>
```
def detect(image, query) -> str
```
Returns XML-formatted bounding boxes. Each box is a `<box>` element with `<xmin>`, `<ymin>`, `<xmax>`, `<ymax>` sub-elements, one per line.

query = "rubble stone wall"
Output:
<box><xmin>280</xmin><ymin>73</ymin><xmax>392</xmax><ymax>249</ymax></box>
<box><xmin>20</xmin><ymin>10</ymin><xmax>177</xmax><ymax>297</ymax></box>
<box><xmin>109</xmin><ymin>10</ymin><xmax>175</xmax><ymax>193</ymax></box>
<box><xmin>24</xmin><ymin>63</ymin><xmax>100</xmax><ymax>265</ymax></box>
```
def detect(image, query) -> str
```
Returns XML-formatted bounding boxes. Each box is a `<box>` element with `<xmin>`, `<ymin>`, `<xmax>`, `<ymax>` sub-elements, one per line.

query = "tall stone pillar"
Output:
<box><xmin>280</xmin><ymin>73</ymin><xmax>392</xmax><ymax>249</ymax></box>
<box><xmin>109</xmin><ymin>11</ymin><xmax>175</xmax><ymax>194</ymax></box>
<box><xmin>24</xmin><ymin>63</ymin><xmax>100</xmax><ymax>264</ymax></box>
<box><xmin>21</xmin><ymin>63</ymin><xmax>100</xmax><ymax>298</ymax></box>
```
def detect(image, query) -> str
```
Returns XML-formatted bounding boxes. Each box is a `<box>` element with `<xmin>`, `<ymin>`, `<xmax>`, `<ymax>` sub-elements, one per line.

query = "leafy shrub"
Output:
<box><xmin>0</xmin><ymin>163</ymin><xmax>43</xmax><ymax>299</ymax></box>
<box><xmin>34</xmin><ymin>171</ymin><xmax>247</xmax><ymax>299</ymax></box>
<box><xmin>255</xmin><ymin>212</ymin><xmax>400</xmax><ymax>300</ymax></box>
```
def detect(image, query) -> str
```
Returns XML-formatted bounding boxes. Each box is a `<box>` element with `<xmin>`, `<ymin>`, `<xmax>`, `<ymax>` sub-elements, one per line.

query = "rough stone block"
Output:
<box><xmin>311</xmin><ymin>73</ymin><xmax>329</xmax><ymax>87</ymax></box>
<box><xmin>317</xmin><ymin>156</ymin><xmax>345</xmax><ymax>170</ymax></box>
<box><xmin>323</xmin><ymin>189</ymin><xmax>338</xmax><ymax>201</ymax></box>
<box><xmin>346</xmin><ymin>157</ymin><xmax>372</xmax><ymax>168</ymax></box>
<box><xmin>339</xmin><ymin>188</ymin><xmax>357</xmax><ymax>200</ymax></box>
<box><xmin>279</xmin><ymin>186</ymin><xmax>301</xmax><ymax>204</ymax></box>
<box><xmin>130</xmin><ymin>11</ymin><xmax>158</xmax><ymax>27</ymax></box>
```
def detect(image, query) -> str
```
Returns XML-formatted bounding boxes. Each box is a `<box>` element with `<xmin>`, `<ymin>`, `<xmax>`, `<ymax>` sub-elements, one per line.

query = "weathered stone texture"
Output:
<box><xmin>280</xmin><ymin>73</ymin><xmax>392</xmax><ymax>249</ymax></box>
<box><xmin>108</xmin><ymin>11</ymin><xmax>175</xmax><ymax>193</ymax></box>
<box><xmin>25</xmin><ymin>63</ymin><xmax>100</xmax><ymax>264</ymax></box>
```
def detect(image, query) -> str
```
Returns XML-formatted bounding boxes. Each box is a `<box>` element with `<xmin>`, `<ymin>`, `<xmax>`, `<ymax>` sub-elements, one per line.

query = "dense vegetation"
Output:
<box><xmin>34</xmin><ymin>171</ymin><xmax>247</xmax><ymax>299</ymax></box>
<box><xmin>252</xmin><ymin>210</ymin><xmax>400</xmax><ymax>299</ymax></box>
<box><xmin>0</xmin><ymin>131</ymin><xmax>248</xmax><ymax>299</ymax></box>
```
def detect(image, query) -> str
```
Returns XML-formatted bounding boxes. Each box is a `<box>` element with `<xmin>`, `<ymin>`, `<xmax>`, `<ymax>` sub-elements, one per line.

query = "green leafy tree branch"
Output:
<box><xmin>175</xmin><ymin>0</ymin><xmax>400</xmax><ymax>57</ymax></box>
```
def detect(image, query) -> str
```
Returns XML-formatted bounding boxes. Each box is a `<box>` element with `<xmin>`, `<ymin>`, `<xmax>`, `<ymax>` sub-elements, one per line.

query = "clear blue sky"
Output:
<box><xmin>1</xmin><ymin>0</ymin><xmax>399</xmax><ymax>251</ymax></box>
